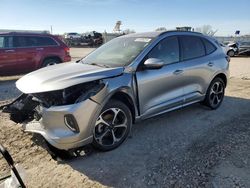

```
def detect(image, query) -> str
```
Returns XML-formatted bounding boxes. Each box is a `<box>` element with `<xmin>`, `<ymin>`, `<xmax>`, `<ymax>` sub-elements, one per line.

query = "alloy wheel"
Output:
<box><xmin>209</xmin><ymin>81</ymin><xmax>224</xmax><ymax>108</ymax></box>
<box><xmin>94</xmin><ymin>108</ymin><xmax>128</xmax><ymax>147</ymax></box>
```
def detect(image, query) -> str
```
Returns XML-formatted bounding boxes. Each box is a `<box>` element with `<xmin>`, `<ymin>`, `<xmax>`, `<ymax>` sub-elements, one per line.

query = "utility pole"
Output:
<box><xmin>50</xmin><ymin>25</ymin><xmax>53</xmax><ymax>34</ymax></box>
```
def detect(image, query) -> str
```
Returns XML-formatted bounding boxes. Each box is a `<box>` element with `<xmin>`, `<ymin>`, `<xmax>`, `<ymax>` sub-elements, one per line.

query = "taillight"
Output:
<box><xmin>225</xmin><ymin>55</ymin><xmax>230</xmax><ymax>63</ymax></box>
<box><xmin>64</xmin><ymin>47</ymin><xmax>70</xmax><ymax>55</ymax></box>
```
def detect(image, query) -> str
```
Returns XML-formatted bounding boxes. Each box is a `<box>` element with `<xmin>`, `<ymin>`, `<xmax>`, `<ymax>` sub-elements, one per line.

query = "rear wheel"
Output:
<box><xmin>42</xmin><ymin>58</ymin><xmax>61</xmax><ymax>67</ymax></box>
<box><xmin>203</xmin><ymin>77</ymin><xmax>225</xmax><ymax>109</ymax></box>
<box><xmin>93</xmin><ymin>100</ymin><xmax>132</xmax><ymax>151</ymax></box>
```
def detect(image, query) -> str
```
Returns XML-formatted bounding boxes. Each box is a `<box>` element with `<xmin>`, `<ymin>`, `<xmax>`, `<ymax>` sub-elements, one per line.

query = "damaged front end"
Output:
<box><xmin>1</xmin><ymin>94</ymin><xmax>39</xmax><ymax>123</ymax></box>
<box><xmin>1</xmin><ymin>81</ymin><xmax>105</xmax><ymax>124</ymax></box>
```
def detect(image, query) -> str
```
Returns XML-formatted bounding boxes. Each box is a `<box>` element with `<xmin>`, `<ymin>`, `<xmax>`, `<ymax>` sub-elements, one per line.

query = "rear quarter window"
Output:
<box><xmin>35</xmin><ymin>37</ymin><xmax>58</xmax><ymax>46</ymax></box>
<box><xmin>180</xmin><ymin>36</ymin><xmax>206</xmax><ymax>61</ymax></box>
<box><xmin>202</xmin><ymin>38</ymin><xmax>217</xmax><ymax>55</ymax></box>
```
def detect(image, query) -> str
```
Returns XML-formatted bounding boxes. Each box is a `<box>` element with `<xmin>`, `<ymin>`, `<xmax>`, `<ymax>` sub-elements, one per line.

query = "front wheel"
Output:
<box><xmin>93</xmin><ymin>100</ymin><xmax>132</xmax><ymax>151</ymax></box>
<box><xmin>227</xmin><ymin>50</ymin><xmax>235</xmax><ymax>57</ymax></box>
<box><xmin>203</xmin><ymin>77</ymin><xmax>225</xmax><ymax>109</ymax></box>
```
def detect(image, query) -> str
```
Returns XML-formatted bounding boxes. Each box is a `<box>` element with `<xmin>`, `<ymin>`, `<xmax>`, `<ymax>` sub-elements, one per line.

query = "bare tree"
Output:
<box><xmin>155</xmin><ymin>27</ymin><xmax>167</xmax><ymax>31</ymax></box>
<box><xmin>195</xmin><ymin>25</ymin><xmax>218</xmax><ymax>36</ymax></box>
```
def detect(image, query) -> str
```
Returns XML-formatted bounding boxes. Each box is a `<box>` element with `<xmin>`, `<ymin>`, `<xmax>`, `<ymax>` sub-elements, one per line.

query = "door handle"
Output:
<box><xmin>173</xmin><ymin>70</ymin><xmax>183</xmax><ymax>75</ymax></box>
<box><xmin>36</xmin><ymin>48</ymin><xmax>44</xmax><ymax>51</ymax></box>
<box><xmin>5</xmin><ymin>49</ymin><xmax>15</xmax><ymax>52</ymax></box>
<box><xmin>207</xmin><ymin>62</ymin><xmax>214</xmax><ymax>67</ymax></box>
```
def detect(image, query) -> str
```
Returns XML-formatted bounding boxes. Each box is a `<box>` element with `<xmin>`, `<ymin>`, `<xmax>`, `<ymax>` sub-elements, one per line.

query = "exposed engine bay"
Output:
<box><xmin>1</xmin><ymin>81</ymin><xmax>105</xmax><ymax>124</ymax></box>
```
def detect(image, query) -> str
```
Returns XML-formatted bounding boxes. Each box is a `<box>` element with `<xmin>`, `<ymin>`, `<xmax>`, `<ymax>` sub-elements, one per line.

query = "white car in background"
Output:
<box><xmin>220</xmin><ymin>42</ymin><xmax>238</xmax><ymax>57</ymax></box>
<box><xmin>220</xmin><ymin>43</ymin><xmax>230</xmax><ymax>54</ymax></box>
<box><xmin>64</xmin><ymin>32</ymin><xmax>82</xmax><ymax>39</ymax></box>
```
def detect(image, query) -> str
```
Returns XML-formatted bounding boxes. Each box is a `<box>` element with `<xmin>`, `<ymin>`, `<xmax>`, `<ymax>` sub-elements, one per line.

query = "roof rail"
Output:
<box><xmin>0</xmin><ymin>30</ymin><xmax>50</xmax><ymax>34</ymax></box>
<box><xmin>159</xmin><ymin>30</ymin><xmax>203</xmax><ymax>36</ymax></box>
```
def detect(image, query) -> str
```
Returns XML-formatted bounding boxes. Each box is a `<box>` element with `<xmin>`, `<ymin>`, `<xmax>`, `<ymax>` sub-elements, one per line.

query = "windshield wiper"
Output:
<box><xmin>88</xmin><ymin>63</ymin><xmax>110</xmax><ymax>68</ymax></box>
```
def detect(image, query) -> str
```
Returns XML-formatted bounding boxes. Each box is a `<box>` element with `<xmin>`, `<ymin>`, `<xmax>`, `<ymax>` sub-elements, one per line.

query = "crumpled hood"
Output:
<box><xmin>16</xmin><ymin>63</ymin><xmax>124</xmax><ymax>93</ymax></box>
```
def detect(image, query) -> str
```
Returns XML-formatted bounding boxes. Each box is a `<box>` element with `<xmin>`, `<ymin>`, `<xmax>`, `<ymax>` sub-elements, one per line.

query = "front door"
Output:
<box><xmin>136</xmin><ymin>36</ymin><xmax>186</xmax><ymax>118</ymax></box>
<box><xmin>0</xmin><ymin>36</ymin><xmax>19</xmax><ymax>75</ymax></box>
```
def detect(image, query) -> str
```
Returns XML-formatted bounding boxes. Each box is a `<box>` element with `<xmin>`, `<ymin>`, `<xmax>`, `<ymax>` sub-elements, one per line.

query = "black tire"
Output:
<box><xmin>227</xmin><ymin>50</ymin><xmax>235</xmax><ymax>57</ymax></box>
<box><xmin>203</xmin><ymin>77</ymin><xmax>225</xmax><ymax>110</ymax></box>
<box><xmin>42</xmin><ymin>58</ymin><xmax>61</xmax><ymax>67</ymax></box>
<box><xmin>93</xmin><ymin>100</ymin><xmax>132</xmax><ymax>151</ymax></box>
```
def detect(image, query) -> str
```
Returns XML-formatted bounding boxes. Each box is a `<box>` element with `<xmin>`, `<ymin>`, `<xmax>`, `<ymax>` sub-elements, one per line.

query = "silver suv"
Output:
<box><xmin>2</xmin><ymin>31</ymin><xmax>229</xmax><ymax>153</ymax></box>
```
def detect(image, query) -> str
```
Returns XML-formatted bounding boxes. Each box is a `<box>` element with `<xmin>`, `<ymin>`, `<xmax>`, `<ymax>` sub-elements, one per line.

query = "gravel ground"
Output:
<box><xmin>0</xmin><ymin>51</ymin><xmax>250</xmax><ymax>187</ymax></box>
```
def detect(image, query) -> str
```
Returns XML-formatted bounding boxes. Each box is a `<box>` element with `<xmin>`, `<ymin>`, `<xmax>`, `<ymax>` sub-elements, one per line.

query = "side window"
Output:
<box><xmin>180</xmin><ymin>36</ymin><xmax>205</xmax><ymax>61</ymax></box>
<box><xmin>35</xmin><ymin>37</ymin><xmax>58</xmax><ymax>46</ymax></box>
<box><xmin>0</xmin><ymin>36</ymin><xmax>14</xmax><ymax>48</ymax></box>
<box><xmin>0</xmin><ymin>37</ymin><xmax>4</xmax><ymax>48</ymax></box>
<box><xmin>202</xmin><ymin>38</ymin><xmax>217</xmax><ymax>55</ymax></box>
<box><xmin>5</xmin><ymin>37</ymin><xmax>13</xmax><ymax>48</ymax></box>
<box><xmin>27</xmin><ymin>37</ymin><xmax>39</xmax><ymax>46</ymax></box>
<box><xmin>148</xmin><ymin>36</ymin><xmax>179</xmax><ymax>65</ymax></box>
<box><xmin>13</xmin><ymin>36</ymin><xmax>30</xmax><ymax>47</ymax></box>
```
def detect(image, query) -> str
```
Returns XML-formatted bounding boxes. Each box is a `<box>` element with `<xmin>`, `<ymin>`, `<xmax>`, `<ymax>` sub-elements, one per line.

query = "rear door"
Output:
<box><xmin>179</xmin><ymin>35</ymin><xmax>216</xmax><ymax>104</ymax></box>
<box><xmin>35</xmin><ymin>36</ymin><xmax>60</xmax><ymax>64</ymax></box>
<box><xmin>13</xmin><ymin>36</ymin><xmax>37</xmax><ymax>73</ymax></box>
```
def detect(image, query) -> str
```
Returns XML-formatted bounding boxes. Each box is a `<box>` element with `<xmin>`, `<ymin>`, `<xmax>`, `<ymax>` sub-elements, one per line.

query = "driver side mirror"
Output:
<box><xmin>143</xmin><ymin>58</ymin><xmax>164</xmax><ymax>70</ymax></box>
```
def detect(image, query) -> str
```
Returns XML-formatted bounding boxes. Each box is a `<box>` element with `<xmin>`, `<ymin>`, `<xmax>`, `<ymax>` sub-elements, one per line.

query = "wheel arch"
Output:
<box><xmin>109</xmin><ymin>91</ymin><xmax>137</xmax><ymax>123</ymax></box>
<box><xmin>41</xmin><ymin>56</ymin><xmax>62</xmax><ymax>67</ymax></box>
<box><xmin>205</xmin><ymin>72</ymin><xmax>228</xmax><ymax>96</ymax></box>
<box><xmin>213</xmin><ymin>73</ymin><xmax>228</xmax><ymax>87</ymax></box>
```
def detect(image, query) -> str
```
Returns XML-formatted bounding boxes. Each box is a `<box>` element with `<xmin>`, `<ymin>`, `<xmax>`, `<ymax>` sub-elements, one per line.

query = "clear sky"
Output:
<box><xmin>1</xmin><ymin>0</ymin><xmax>250</xmax><ymax>36</ymax></box>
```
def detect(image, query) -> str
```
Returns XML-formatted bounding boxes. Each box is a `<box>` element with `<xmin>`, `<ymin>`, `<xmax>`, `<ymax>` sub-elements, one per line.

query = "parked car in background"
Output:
<box><xmin>0</xmin><ymin>32</ymin><xmax>71</xmax><ymax>75</ymax></box>
<box><xmin>1</xmin><ymin>31</ymin><xmax>229</xmax><ymax>155</ymax></box>
<box><xmin>64</xmin><ymin>32</ymin><xmax>82</xmax><ymax>39</ymax></box>
<box><xmin>221</xmin><ymin>41</ymin><xmax>239</xmax><ymax>57</ymax></box>
<box><xmin>227</xmin><ymin>42</ymin><xmax>239</xmax><ymax>57</ymax></box>
<box><xmin>65</xmin><ymin>31</ymin><xmax>103</xmax><ymax>47</ymax></box>
<box><xmin>220</xmin><ymin>42</ymin><xmax>230</xmax><ymax>54</ymax></box>
<box><xmin>238</xmin><ymin>41</ymin><xmax>250</xmax><ymax>55</ymax></box>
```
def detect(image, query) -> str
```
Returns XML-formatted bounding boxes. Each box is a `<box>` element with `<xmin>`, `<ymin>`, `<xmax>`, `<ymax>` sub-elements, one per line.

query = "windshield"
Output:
<box><xmin>81</xmin><ymin>36</ymin><xmax>152</xmax><ymax>67</ymax></box>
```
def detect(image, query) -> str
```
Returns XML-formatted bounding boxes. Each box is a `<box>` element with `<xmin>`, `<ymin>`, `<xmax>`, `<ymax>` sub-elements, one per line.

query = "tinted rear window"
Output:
<box><xmin>180</xmin><ymin>36</ymin><xmax>205</xmax><ymax>61</ymax></box>
<box><xmin>13</xmin><ymin>36</ymin><xmax>57</xmax><ymax>47</ymax></box>
<box><xmin>13</xmin><ymin>36</ymin><xmax>29</xmax><ymax>47</ymax></box>
<box><xmin>34</xmin><ymin>37</ymin><xmax>58</xmax><ymax>46</ymax></box>
<box><xmin>202</xmin><ymin>38</ymin><xmax>217</xmax><ymax>54</ymax></box>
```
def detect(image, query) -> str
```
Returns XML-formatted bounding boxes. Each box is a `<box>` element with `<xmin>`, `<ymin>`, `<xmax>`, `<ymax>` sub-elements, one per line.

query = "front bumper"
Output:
<box><xmin>23</xmin><ymin>99</ymin><xmax>99</xmax><ymax>150</ymax></box>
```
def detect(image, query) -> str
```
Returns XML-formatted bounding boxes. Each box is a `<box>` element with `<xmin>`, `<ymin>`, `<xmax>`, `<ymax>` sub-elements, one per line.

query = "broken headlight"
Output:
<box><xmin>33</xmin><ymin>81</ymin><xmax>105</xmax><ymax>107</ymax></box>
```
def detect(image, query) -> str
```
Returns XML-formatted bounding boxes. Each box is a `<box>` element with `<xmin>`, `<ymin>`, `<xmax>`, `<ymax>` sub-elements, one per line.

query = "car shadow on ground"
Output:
<box><xmin>62</xmin><ymin>95</ymin><xmax>250</xmax><ymax>187</ymax></box>
<box><xmin>0</xmin><ymin>79</ymin><xmax>21</xmax><ymax>101</ymax></box>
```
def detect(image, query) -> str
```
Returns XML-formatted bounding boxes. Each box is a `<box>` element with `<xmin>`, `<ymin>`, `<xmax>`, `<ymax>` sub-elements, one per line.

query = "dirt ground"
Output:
<box><xmin>0</xmin><ymin>49</ymin><xmax>250</xmax><ymax>187</ymax></box>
